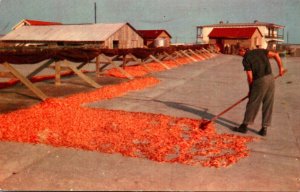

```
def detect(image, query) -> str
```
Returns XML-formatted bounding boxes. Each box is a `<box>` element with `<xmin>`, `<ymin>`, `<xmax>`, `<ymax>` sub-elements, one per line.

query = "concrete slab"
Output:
<box><xmin>0</xmin><ymin>142</ymin><xmax>58</xmax><ymax>181</ymax></box>
<box><xmin>1</xmin><ymin>55</ymin><xmax>300</xmax><ymax>190</ymax></box>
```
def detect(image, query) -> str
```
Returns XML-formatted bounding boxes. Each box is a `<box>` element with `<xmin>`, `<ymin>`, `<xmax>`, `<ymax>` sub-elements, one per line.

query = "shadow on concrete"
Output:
<box><xmin>0</xmin><ymin>90</ymin><xmax>41</xmax><ymax>101</ymax></box>
<box><xmin>152</xmin><ymin>99</ymin><xmax>258</xmax><ymax>134</ymax></box>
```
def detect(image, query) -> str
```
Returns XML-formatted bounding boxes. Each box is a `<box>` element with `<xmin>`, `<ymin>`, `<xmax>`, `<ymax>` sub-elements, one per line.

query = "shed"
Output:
<box><xmin>1</xmin><ymin>23</ymin><xmax>144</xmax><ymax>49</ymax></box>
<box><xmin>208</xmin><ymin>27</ymin><xmax>263</xmax><ymax>54</ymax></box>
<box><xmin>137</xmin><ymin>30</ymin><xmax>172</xmax><ymax>48</ymax></box>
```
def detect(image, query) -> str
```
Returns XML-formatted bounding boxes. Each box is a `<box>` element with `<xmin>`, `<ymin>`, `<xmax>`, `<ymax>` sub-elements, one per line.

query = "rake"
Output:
<box><xmin>199</xmin><ymin>70</ymin><xmax>287</xmax><ymax>129</ymax></box>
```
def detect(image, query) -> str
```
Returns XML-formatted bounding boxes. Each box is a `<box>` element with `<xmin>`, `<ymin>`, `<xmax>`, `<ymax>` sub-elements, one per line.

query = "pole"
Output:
<box><xmin>94</xmin><ymin>2</ymin><xmax>97</xmax><ymax>23</ymax></box>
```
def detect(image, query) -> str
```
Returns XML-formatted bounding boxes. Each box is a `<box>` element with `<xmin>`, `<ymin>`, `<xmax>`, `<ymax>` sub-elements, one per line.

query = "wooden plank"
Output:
<box><xmin>55</xmin><ymin>61</ymin><xmax>62</xmax><ymax>86</ymax></box>
<box><xmin>99</xmin><ymin>63</ymin><xmax>110</xmax><ymax>71</ymax></box>
<box><xmin>128</xmin><ymin>54</ymin><xmax>152</xmax><ymax>72</ymax></box>
<box><xmin>110</xmin><ymin>55</ymin><xmax>120</xmax><ymax>61</ymax></box>
<box><xmin>64</xmin><ymin>60</ymin><xmax>101</xmax><ymax>88</ymax></box>
<box><xmin>127</xmin><ymin>53</ymin><xmax>152</xmax><ymax>72</ymax></box>
<box><xmin>140</xmin><ymin>61</ymin><xmax>153</xmax><ymax>73</ymax></box>
<box><xmin>121</xmin><ymin>54</ymin><xmax>127</xmax><ymax>68</ymax></box>
<box><xmin>15</xmin><ymin>59</ymin><xmax>56</xmax><ymax>87</ymax></box>
<box><xmin>91</xmin><ymin>60</ymin><xmax>111</xmax><ymax>64</ymax></box>
<box><xmin>196</xmin><ymin>50</ymin><xmax>210</xmax><ymax>59</ymax></box>
<box><xmin>175</xmin><ymin>51</ymin><xmax>185</xmax><ymax>58</ymax></box>
<box><xmin>149</xmin><ymin>55</ymin><xmax>171</xmax><ymax>69</ymax></box>
<box><xmin>196</xmin><ymin>49</ymin><xmax>209</xmax><ymax>59</ymax></box>
<box><xmin>0</xmin><ymin>71</ymin><xmax>15</xmax><ymax>78</ymax></box>
<box><xmin>122</xmin><ymin>55</ymin><xmax>136</xmax><ymax>67</ymax></box>
<box><xmin>202</xmin><ymin>48</ymin><xmax>214</xmax><ymax>57</ymax></box>
<box><xmin>100</xmin><ymin>54</ymin><xmax>134</xmax><ymax>80</ymax></box>
<box><xmin>27</xmin><ymin>59</ymin><xmax>55</xmax><ymax>79</ymax></box>
<box><xmin>95</xmin><ymin>55</ymin><xmax>100</xmax><ymax>77</ymax></box>
<box><xmin>157</xmin><ymin>53</ymin><xmax>168</xmax><ymax>61</ymax></box>
<box><xmin>163</xmin><ymin>52</ymin><xmax>181</xmax><ymax>65</ymax></box>
<box><xmin>128</xmin><ymin>53</ymin><xmax>141</xmax><ymax>62</ymax></box>
<box><xmin>180</xmin><ymin>50</ymin><xmax>198</xmax><ymax>62</ymax></box>
<box><xmin>110</xmin><ymin>61</ymin><xmax>134</xmax><ymax>80</ymax></box>
<box><xmin>48</xmin><ymin>65</ymin><xmax>71</xmax><ymax>71</ymax></box>
<box><xmin>2</xmin><ymin>62</ymin><xmax>48</xmax><ymax>101</ymax></box>
<box><xmin>96</xmin><ymin>55</ymin><xmax>118</xmax><ymax>74</ymax></box>
<box><xmin>76</xmin><ymin>62</ymin><xmax>88</xmax><ymax>70</ymax></box>
<box><xmin>204</xmin><ymin>48</ymin><xmax>215</xmax><ymax>54</ymax></box>
<box><xmin>172</xmin><ymin>52</ymin><xmax>182</xmax><ymax>62</ymax></box>
<box><xmin>188</xmin><ymin>49</ymin><xmax>205</xmax><ymax>60</ymax></box>
<box><xmin>127</xmin><ymin>53</ymin><xmax>144</xmax><ymax>63</ymax></box>
<box><xmin>160</xmin><ymin>52</ymin><xmax>171</xmax><ymax>60</ymax></box>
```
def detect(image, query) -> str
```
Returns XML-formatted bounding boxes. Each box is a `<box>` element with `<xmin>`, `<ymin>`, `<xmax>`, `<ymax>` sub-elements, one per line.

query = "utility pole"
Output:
<box><xmin>94</xmin><ymin>2</ymin><xmax>97</xmax><ymax>23</ymax></box>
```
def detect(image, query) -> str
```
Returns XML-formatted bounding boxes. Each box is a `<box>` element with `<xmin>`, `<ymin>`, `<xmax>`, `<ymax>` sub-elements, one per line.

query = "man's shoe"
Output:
<box><xmin>258</xmin><ymin>127</ymin><xmax>267</xmax><ymax>136</ymax></box>
<box><xmin>233</xmin><ymin>124</ymin><xmax>248</xmax><ymax>133</ymax></box>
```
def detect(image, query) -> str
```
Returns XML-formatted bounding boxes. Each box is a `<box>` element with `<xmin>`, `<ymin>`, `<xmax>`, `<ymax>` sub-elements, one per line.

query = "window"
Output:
<box><xmin>113</xmin><ymin>40</ymin><xmax>119</xmax><ymax>49</ymax></box>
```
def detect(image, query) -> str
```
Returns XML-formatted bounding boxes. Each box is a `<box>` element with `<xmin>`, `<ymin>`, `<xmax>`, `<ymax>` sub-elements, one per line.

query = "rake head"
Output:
<box><xmin>199</xmin><ymin>119</ymin><xmax>212</xmax><ymax>130</ymax></box>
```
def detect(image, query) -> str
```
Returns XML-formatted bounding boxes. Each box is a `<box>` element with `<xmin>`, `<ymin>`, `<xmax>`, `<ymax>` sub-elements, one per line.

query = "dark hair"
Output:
<box><xmin>239</xmin><ymin>48</ymin><xmax>249</xmax><ymax>52</ymax></box>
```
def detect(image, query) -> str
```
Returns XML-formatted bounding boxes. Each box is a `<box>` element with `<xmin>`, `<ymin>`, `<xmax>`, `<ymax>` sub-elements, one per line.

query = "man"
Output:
<box><xmin>234</xmin><ymin>48</ymin><xmax>285</xmax><ymax>136</ymax></box>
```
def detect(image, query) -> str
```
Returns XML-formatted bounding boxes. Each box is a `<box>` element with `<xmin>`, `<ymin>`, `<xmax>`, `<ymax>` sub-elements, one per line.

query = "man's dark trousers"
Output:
<box><xmin>243</xmin><ymin>74</ymin><xmax>275</xmax><ymax>127</ymax></box>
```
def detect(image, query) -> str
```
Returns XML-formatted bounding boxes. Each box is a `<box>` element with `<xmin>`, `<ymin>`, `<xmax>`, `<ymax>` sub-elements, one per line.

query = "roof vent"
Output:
<box><xmin>254</xmin><ymin>20</ymin><xmax>258</xmax><ymax>23</ymax></box>
<box><xmin>219</xmin><ymin>21</ymin><xmax>224</xmax><ymax>24</ymax></box>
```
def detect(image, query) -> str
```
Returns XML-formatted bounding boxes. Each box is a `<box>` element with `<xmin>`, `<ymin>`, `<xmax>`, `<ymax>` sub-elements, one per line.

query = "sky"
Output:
<box><xmin>0</xmin><ymin>0</ymin><xmax>299</xmax><ymax>44</ymax></box>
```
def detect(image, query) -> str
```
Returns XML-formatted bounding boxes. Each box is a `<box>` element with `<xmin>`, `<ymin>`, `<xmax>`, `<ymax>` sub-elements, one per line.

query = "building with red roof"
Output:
<box><xmin>197</xmin><ymin>20</ymin><xmax>284</xmax><ymax>52</ymax></box>
<box><xmin>137</xmin><ymin>30</ymin><xmax>172</xmax><ymax>48</ymax></box>
<box><xmin>12</xmin><ymin>19</ymin><xmax>62</xmax><ymax>30</ymax></box>
<box><xmin>207</xmin><ymin>27</ymin><xmax>263</xmax><ymax>53</ymax></box>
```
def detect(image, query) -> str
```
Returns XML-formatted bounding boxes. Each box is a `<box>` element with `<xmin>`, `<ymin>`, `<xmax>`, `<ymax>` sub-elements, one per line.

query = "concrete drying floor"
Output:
<box><xmin>0</xmin><ymin>54</ymin><xmax>299</xmax><ymax>191</ymax></box>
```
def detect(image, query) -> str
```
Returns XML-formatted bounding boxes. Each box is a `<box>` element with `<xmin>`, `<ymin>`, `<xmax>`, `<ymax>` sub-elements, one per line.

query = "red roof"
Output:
<box><xmin>208</xmin><ymin>27</ymin><xmax>261</xmax><ymax>39</ymax></box>
<box><xmin>137</xmin><ymin>30</ymin><xmax>172</xmax><ymax>39</ymax></box>
<box><xmin>25</xmin><ymin>19</ymin><xmax>62</xmax><ymax>26</ymax></box>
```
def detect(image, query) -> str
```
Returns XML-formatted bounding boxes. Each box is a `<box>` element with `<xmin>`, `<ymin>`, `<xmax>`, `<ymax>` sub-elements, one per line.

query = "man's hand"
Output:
<box><xmin>279</xmin><ymin>68</ymin><xmax>285</xmax><ymax>76</ymax></box>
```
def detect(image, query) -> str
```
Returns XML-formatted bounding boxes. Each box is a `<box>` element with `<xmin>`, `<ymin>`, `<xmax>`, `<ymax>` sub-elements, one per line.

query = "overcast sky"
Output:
<box><xmin>0</xmin><ymin>0</ymin><xmax>299</xmax><ymax>43</ymax></box>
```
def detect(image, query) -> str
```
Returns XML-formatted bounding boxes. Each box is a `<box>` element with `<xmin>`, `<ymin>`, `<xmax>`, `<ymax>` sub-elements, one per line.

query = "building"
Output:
<box><xmin>208</xmin><ymin>27</ymin><xmax>263</xmax><ymax>54</ymax></box>
<box><xmin>137</xmin><ymin>30</ymin><xmax>172</xmax><ymax>48</ymax></box>
<box><xmin>1</xmin><ymin>23</ymin><xmax>144</xmax><ymax>49</ymax></box>
<box><xmin>12</xmin><ymin>19</ymin><xmax>63</xmax><ymax>30</ymax></box>
<box><xmin>197</xmin><ymin>21</ymin><xmax>284</xmax><ymax>50</ymax></box>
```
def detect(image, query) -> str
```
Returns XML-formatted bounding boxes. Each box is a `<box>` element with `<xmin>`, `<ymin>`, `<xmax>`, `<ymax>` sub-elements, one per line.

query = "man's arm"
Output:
<box><xmin>246</xmin><ymin>70</ymin><xmax>253</xmax><ymax>95</ymax></box>
<box><xmin>268</xmin><ymin>51</ymin><xmax>285</xmax><ymax>76</ymax></box>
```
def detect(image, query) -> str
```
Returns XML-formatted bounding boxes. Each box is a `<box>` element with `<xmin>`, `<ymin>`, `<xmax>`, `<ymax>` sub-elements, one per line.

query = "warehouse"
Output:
<box><xmin>1</xmin><ymin>22</ymin><xmax>144</xmax><ymax>49</ymax></box>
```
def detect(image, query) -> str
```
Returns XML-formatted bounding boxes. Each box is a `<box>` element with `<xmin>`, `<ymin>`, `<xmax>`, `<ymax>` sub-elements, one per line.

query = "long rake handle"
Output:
<box><xmin>210</xmin><ymin>96</ymin><xmax>248</xmax><ymax>122</ymax></box>
<box><xmin>209</xmin><ymin>70</ymin><xmax>287</xmax><ymax>123</ymax></box>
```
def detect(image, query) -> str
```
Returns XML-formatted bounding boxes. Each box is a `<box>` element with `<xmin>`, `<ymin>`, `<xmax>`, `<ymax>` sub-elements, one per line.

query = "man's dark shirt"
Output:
<box><xmin>242</xmin><ymin>49</ymin><xmax>272</xmax><ymax>80</ymax></box>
